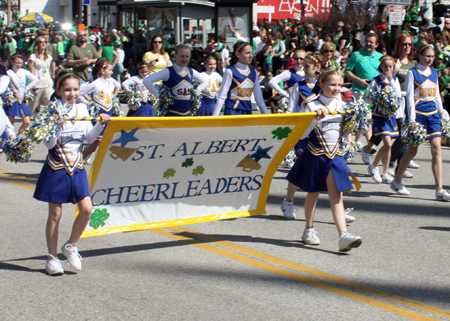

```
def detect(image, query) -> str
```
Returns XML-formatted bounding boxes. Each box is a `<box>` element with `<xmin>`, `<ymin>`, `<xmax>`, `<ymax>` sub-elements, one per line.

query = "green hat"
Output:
<box><xmin>283</xmin><ymin>19</ymin><xmax>289</xmax><ymax>23</ymax></box>
<box><xmin>435</xmin><ymin>64</ymin><xmax>446</xmax><ymax>72</ymax></box>
<box><xmin>139</xmin><ymin>24</ymin><xmax>144</xmax><ymax>28</ymax></box>
<box><xmin>113</xmin><ymin>40</ymin><xmax>122</xmax><ymax>47</ymax></box>
<box><xmin>437</xmin><ymin>52</ymin><xmax>446</xmax><ymax>60</ymax></box>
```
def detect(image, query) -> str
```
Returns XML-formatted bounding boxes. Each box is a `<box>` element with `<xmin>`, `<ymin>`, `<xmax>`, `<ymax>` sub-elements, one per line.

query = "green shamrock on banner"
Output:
<box><xmin>192</xmin><ymin>165</ymin><xmax>204</xmax><ymax>176</ymax></box>
<box><xmin>89</xmin><ymin>208</ymin><xmax>110</xmax><ymax>229</ymax></box>
<box><xmin>182</xmin><ymin>158</ymin><xmax>194</xmax><ymax>168</ymax></box>
<box><xmin>272</xmin><ymin>127</ymin><xmax>292</xmax><ymax>140</ymax></box>
<box><xmin>163</xmin><ymin>168</ymin><xmax>176</xmax><ymax>179</ymax></box>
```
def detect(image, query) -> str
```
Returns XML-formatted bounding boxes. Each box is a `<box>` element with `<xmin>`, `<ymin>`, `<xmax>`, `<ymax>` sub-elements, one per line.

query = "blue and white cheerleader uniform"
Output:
<box><xmin>80</xmin><ymin>78</ymin><xmax>120</xmax><ymax>139</ymax></box>
<box><xmin>405</xmin><ymin>64</ymin><xmax>446</xmax><ymax>139</ymax></box>
<box><xmin>369</xmin><ymin>74</ymin><xmax>401</xmax><ymax>138</ymax></box>
<box><xmin>213</xmin><ymin>62</ymin><xmax>268</xmax><ymax>116</ymax></box>
<box><xmin>197</xmin><ymin>71</ymin><xmax>222</xmax><ymax>116</ymax></box>
<box><xmin>122</xmin><ymin>75</ymin><xmax>156</xmax><ymax>117</ymax></box>
<box><xmin>286</xmin><ymin>96</ymin><xmax>361</xmax><ymax>193</ymax></box>
<box><xmin>4</xmin><ymin>68</ymin><xmax>39</xmax><ymax>118</ymax></box>
<box><xmin>33</xmin><ymin>103</ymin><xmax>106</xmax><ymax>204</ymax></box>
<box><xmin>0</xmin><ymin>75</ymin><xmax>14</xmax><ymax>153</ymax></box>
<box><xmin>269</xmin><ymin>66</ymin><xmax>305</xmax><ymax>97</ymax></box>
<box><xmin>143</xmin><ymin>64</ymin><xmax>210</xmax><ymax>117</ymax></box>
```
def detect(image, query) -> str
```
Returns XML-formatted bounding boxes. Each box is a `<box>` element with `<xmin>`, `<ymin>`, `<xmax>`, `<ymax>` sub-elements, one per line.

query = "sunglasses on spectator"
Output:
<box><xmin>39</xmin><ymin>41</ymin><xmax>48</xmax><ymax>44</ymax></box>
<box><xmin>78</xmin><ymin>34</ymin><xmax>87</xmax><ymax>36</ymax></box>
<box><xmin>324</xmin><ymin>50</ymin><xmax>334</xmax><ymax>53</ymax></box>
<box><xmin>153</xmin><ymin>41</ymin><xmax>162</xmax><ymax>43</ymax></box>
<box><xmin>402</xmin><ymin>43</ymin><xmax>412</xmax><ymax>47</ymax></box>
<box><xmin>294</xmin><ymin>57</ymin><xmax>304</xmax><ymax>60</ymax></box>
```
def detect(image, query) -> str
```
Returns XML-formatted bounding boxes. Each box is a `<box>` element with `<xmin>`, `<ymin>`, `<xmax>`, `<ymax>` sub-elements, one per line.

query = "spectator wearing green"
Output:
<box><xmin>98</xmin><ymin>35</ymin><xmax>118</xmax><ymax>64</ymax></box>
<box><xmin>66</xmin><ymin>30</ymin><xmax>99</xmax><ymax>83</ymax></box>
<box><xmin>5</xmin><ymin>35</ymin><xmax>16</xmax><ymax>59</ymax></box>
<box><xmin>405</xmin><ymin>1</ymin><xmax>419</xmax><ymax>24</ymax></box>
<box><xmin>333</xmin><ymin>21</ymin><xmax>344</xmax><ymax>45</ymax></box>
<box><xmin>272</xmin><ymin>32</ymin><xmax>286</xmax><ymax>73</ymax></box>
<box><xmin>344</xmin><ymin>32</ymin><xmax>382</xmax><ymax>147</ymax></box>
<box><xmin>52</xmin><ymin>34</ymin><xmax>65</xmax><ymax>59</ymax></box>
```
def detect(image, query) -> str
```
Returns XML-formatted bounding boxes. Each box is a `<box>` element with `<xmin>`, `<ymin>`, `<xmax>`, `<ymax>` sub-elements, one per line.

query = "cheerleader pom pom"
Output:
<box><xmin>190</xmin><ymin>89</ymin><xmax>202</xmax><ymax>115</ymax></box>
<box><xmin>3</xmin><ymin>101</ymin><xmax>71</xmax><ymax>163</ymax></box>
<box><xmin>343</xmin><ymin>99</ymin><xmax>373</xmax><ymax>135</ymax></box>
<box><xmin>441</xmin><ymin>116</ymin><xmax>450</xmax><ymax>145</ymax></box>
<box><xmin>112</xmin><ymin>97</ymin><xmax>124</xmax><ymax>117</ymax></box>
<box><xmin>3</xmin><ymin>91</ymin><xmax>14</xmax><ymax>107</ymax></box>
<box><xmin>25</xmin><ymin>90</ymin><xmax>35</xmax><ymax>105</ymax></box>
<box><xmin>369</xmin><ymin>85</ymin><xmax>401</xmax><ymax>119</ymax></box>
<box><xmin>341</xmin><ymin>138</ymin><xmax>357</xmax><ymax>163</ymax></box>
<box><xmin>281</xmin><ymin>149</ymin><xmax>296</xmax><ymax>168</ymax></box>
<box><xmin>277</xmin><ymin>96</ymin><xmax>289</xmax><ymax>113</ymax></box>
<box><xmin>3</xmin><ymin>135</ymin><xmax>33</xmax><ymax>163</ymax></box>
<box><xmin>155</xmin><ymin>84</ymin><xmax>174</xmax><ymax>116</ymax></box>
<box><xmin>87</xmin><ymin>100</ymin><xmax>100</xmax><ymax>117</ymax></box>
<box><xmin>401</xmin><ymin>121</ymin><xmax>427</xmax><ymax>146</ymax></box>
<box><xmin>126</xmin><ymin>86</ymin><xmax>141</xmax><ymax>111</ymax></box>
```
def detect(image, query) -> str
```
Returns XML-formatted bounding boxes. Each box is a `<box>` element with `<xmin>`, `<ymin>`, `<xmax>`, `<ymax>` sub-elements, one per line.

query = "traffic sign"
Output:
<box><xmin>389</xmin><ymin>5</ymin><xmax>403</xmax><ymax>25</ymax></box>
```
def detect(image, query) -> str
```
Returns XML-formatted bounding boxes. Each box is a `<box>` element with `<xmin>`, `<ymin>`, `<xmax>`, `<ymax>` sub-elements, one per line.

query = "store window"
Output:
<box><xmin>99</xmin><ymin>5</ymin><xmax>111</xmax><ymax>29</ymax></box>
<box><xmin>182</xmin><ymin>19</ymin><xmax>215</xmax><ymax>48</ymax></box>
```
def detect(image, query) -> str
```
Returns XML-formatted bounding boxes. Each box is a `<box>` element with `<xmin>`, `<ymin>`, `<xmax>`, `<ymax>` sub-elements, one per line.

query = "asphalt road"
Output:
<box><xmin>1</xmin><ymin>117</ymin><xmax>450</xmax><ymax>321</ymax></box>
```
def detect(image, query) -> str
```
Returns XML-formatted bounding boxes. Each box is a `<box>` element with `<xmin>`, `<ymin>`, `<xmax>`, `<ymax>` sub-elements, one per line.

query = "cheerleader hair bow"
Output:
<box><xmin>3</xmin><ymin>100</ymin><xmax>71</xmax><ymax>163</ymax></box>
<box><xmin>369</xmin><ymin>84</ymin><xmax>401</xmax><ymax>119</ymax></box>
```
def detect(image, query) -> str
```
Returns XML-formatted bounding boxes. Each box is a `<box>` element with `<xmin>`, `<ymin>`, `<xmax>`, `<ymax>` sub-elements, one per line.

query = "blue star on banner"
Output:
<box><xmin>112</xmin><ymin>128</ymin><xmax>140</xmax><ymax>147</ymax></box>
<box><xmin>249</xmin><ymin>145</ymin><xmax>273</xmax><ymax>162</ymax></box>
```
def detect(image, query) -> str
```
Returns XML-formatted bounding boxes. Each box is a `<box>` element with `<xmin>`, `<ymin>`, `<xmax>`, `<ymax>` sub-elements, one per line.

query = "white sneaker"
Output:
<box><xmin>339</xmin><ymin>233</ymin><xmax>362</xmax><ymax>251</ymax></box>
<box><xmin>344</xmin><ymin>208</ymin><xmax>355</xmax><ymax>223</ymax></box>
<box><xmin>361</xmin><ymin>146</ymin><xmax>371</xmax><ymax>165</ymax></box>
<box><xmin>61</xmin><ymin>243</ymin><xmax>82</xmax><ymax>271</ymax></box>
<box><xmin>368</xmin><ymin>164</ymin><xmax>382</xmax><ymax>183</ymax></box>
<box><xmin>390</xmin><ymin>180</ymin><xmax>410</xmax><ymax>195</ymax></box>
<box><xmin>280</xmin><ymin>162</ymin><xmax>294</xmax><ymax>169</ymax></box>
<box><xmin>281</xmin><ymin>199</ymin><xmax>296</xmax><ymax>219</ymax></box>
<box><xmin>436</xmin><ymin>189</ymin><xmax>450</xmax><ymax>201</ymax></box>
<box><xmin>355</xmin><ymin>141</ymin><xmax>363</xmax><ymax>152</ymax></box>
<box><xmin>408</xmin><ymin>160</ymin><xmax>420</xmax><ymax>169</ymax></box>
<box><xmin>382</xmin><ymin>173</ymin><xmax>393</xmax><ymax>184</ymax></box>
<box><xmin>387</xmin><ymin>167</ymin><xmax>395</xmax><ymax>177</ymax></box>
<box><xmin>302</xmin><ymin>228</ymin><xmax>320</xmax><ymax>245</ymax></box>
<box><xmin>85</xmin><ymin>155</ymin><xmax>93</xmax><ymax>164</ymax></box>
<box><xmin>45</xmin><ymin>254</ymin><xmax>64</xmax><ymax>276</ymax></box>
<box><xmin>403</xmin><ymin>170</ymin><xmax>414</xmax><ymax>178</ymax></box>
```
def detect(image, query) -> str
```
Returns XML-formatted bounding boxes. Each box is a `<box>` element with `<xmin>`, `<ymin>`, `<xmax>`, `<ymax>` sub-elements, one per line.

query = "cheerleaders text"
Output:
<box><xmin>91</xmin><ymin>175</ymin><xmax>264</xmax><ymax>205</ymax></box>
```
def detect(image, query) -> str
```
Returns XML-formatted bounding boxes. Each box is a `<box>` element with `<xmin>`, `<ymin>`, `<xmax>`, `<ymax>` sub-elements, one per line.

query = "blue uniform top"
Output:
<box><xmin>285</xmin><ymin>68</ymin><xmax>305</xmax><ymax>92</ymax></box>
<box><xmin>410</xmin><ymin>66</ymin><xmax>439</xmax><ymax>114</ymax></box>
<box><xmin>163</xmin><ymin>66</ymin><xmax>194</xmax><ymax>115</ymax></box>
<box><xmin>225</xmin><ymin>65</ymin><xmax>257</xmax><ymax>112</ymax></box>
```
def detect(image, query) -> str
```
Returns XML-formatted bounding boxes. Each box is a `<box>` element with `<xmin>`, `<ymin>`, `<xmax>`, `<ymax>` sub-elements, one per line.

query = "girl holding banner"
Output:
<box><xmin>33</xmin><ymin>70</ymin><xmax>110</xmax><ymax>275</ymax></box>
<box><xmin>143</xmin><ymin>44</ymin><xmax>210</xmax><ymax>117</ymax></box>
<box><xmin>281</xmin><ymin>68</ymin><xmax>363</xmax><ymax>252</ymax></box>
<box><xmin>212</xmin><ymin>42</ymin><xmax>268</xmax><ymax>116</ymax></box>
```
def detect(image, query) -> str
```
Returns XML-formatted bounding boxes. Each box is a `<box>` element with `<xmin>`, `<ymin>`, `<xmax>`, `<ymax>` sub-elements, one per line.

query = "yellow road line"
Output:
<box><xmin>0</xmin><ymin>170</ymin><xmax>36</xmax><ymax>191</ymax></box>
<box><xmin>169</xmin><ymin>226</ymin><xmax>450</xmax><ymax>320</ymax></box>
<box><xmin>154</xmin><ymin>228</ymin><xmax>437</xmax><ymax>321</ymax></box>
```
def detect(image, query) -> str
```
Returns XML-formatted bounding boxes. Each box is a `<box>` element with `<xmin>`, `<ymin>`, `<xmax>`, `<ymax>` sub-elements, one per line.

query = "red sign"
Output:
<box><xmin>257</xmin><ymin>0</ymin><xmax>331</xmax><ymax>21</ymax></box>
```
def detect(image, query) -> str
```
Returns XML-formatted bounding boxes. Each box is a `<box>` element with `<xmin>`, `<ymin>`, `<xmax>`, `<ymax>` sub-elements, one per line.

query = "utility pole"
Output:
<box><xmin>7</xmin><ymin>0</ymin><xmax>12</xmax><ymax>25</ymax></box>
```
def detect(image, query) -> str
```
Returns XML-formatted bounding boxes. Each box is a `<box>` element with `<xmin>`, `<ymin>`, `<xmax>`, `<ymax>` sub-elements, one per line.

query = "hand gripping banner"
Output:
<box><xmin>80</xmin><ymin>113</ymin><xmax>316</xmax><ymax>237</ymax></box>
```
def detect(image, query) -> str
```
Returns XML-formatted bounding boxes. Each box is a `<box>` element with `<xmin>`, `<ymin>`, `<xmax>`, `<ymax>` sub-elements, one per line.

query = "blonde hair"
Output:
<box><xmin>32</xmin><ymin>36</ymin><xmax>49</xmax><ymax>61</ymax></box>
<box><xmin>319</xmin><ymin>67</ymin><xmax>342</xmax><ymax>83</ymax></box>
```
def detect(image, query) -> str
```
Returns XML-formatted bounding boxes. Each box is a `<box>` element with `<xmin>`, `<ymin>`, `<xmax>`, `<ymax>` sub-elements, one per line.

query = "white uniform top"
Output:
<box><xmin>44</xmin><ymin>103</ymin><xmax>105</xmax><ymax>174</ymax></box>
<box><xmin>269</xmin><ymin>66</ymin><xmax>305</xmax><ymax>97</ymax></box>
<box><xmin>202</xmin><ymin>70</ymin><xmax>222</xmax><ymax>99</ymax></box>
<box><xmin>6</xmin><ymin>68</ymin><xmax>39</xmax><ymax>102</ymax></box>
<box><xmin>368</xmin><ymin>72</ymin><xmax>403</xmax><ymax>119</ymax></box>
<box><xmin>80</xmin><ymin>78</ymin><xmax>120</xmax><ymax>110</ymax></box>
<box><xmin>122</xmin><ymin>75</ymin><xmax>149</xmax><ymax>97</ymax></box>
<box><xmin>29</xmin><ymin>53</ymin><xmax>54</xmax><ymax>88</ymax></box>
<box><xmin>213</xmin><ymin>61</ymin><xmax>268</xmax><ymax>116</ymax></box>
<box><xmin>0</xmin><ymin>75</ymin><xmax>14</xmax><ymax>137</ymax></box>
<box><xmin>301</xmin><ymin>96</ymin><xmax>346</xmax><ymax>159</ymax></box>
<box><xmin>143</xmin><ymin>63</ymin><xmax>210</xmax><ymax>98</ymax></box>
